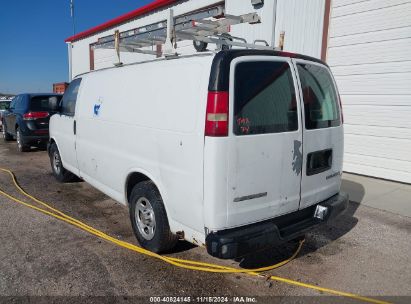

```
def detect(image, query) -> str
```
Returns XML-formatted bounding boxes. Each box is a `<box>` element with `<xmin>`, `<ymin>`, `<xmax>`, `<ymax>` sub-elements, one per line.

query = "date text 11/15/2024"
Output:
<box><xmin>149</xmin><ymin>296</ymin><xmax>257</xmax><ymax>303</ymax></box>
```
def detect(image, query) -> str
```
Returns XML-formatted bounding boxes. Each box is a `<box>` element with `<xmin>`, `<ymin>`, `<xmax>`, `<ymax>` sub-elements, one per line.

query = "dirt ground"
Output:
<box><xmin>0</xmin><ymin>139</ymin><xmax>410</xmax><ymax>304</ymax></box>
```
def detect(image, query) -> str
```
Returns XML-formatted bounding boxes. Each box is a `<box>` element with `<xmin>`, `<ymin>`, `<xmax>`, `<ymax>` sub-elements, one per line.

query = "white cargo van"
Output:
<box><xmin>48</xmin><ymin>49</ymin><xmax>348</xmax><ymax>259</ymax></box>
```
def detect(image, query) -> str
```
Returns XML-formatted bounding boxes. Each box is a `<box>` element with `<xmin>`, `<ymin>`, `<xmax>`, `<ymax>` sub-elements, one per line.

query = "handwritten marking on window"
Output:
<box><xmin>237</xmin><ymin>117</ymin><xmax>251</xmax><ymax>134</ymax></box>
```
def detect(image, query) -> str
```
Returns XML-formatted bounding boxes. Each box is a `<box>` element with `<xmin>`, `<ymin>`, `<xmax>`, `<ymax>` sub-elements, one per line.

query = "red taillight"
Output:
<box><xmin>205</xmin><ymin>91</ymin><xmax>229</xmax><ymax>137</ymax></box>
<box><xmin>23</xmin><ymin>112</ymin><xmax>49</xmax><ymax>120</ymax></box>
<box><xmin>338</xmin><ymin>94</ymin><xmax>344</xmax><ymax>124</ymax></box>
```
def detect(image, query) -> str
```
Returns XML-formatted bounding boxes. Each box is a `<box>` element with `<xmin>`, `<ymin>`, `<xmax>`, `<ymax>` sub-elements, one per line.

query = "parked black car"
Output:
<box><xmin>2</xmin><ymin>93</ymin><xmax>62</xmax><ymax>152</ymax></box>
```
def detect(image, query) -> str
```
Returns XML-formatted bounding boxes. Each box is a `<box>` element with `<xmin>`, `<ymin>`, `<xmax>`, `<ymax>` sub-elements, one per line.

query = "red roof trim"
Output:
<box><xmin>65</xmin><ymin>0</ymin><xmax>177</xmax><ymax>43</ymax></box>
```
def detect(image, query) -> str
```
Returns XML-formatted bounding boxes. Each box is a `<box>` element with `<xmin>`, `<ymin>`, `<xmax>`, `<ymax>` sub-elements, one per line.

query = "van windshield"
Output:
<box><xmin>29</xmin><ymin>95</ymin><xmax>62</xmax><ymax>112</ymax></box>
<box><xmin>234</xmin><ymin>61</ymin><xmax>298</xmax><ymax>135</ymax></box>
<box><xmin>297</xmin><ymin>63</ymin><xmax>341</xmax><ymax>129</ymax></box>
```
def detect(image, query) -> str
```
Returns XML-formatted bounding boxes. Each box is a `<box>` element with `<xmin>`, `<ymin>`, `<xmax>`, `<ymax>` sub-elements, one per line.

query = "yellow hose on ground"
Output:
<box><xmin>0</xmin><ymin>168</ymin><xmax>391</xmax><ymax>304</ymax></box>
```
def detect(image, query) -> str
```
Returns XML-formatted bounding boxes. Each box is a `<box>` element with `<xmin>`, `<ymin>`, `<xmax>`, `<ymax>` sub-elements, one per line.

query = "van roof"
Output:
<box><xmin>75</xmin><ymin>51</ymin><xmax>216</xmax><ymax>78</ymax></box>
<box><xmin>75</xmin><ymin>49</ymin><xmax>327</xmax><ymax>82</ymax></box>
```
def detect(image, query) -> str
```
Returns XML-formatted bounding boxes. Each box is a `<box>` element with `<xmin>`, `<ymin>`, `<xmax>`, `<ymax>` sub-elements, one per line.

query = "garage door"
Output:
<box><xmin>327</xmin><ymin>0</ymin><xmax>411</xmax><ymax>183</ymax></box>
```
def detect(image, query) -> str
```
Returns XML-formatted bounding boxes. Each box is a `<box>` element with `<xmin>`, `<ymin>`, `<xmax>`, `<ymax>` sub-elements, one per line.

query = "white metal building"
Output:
<box><xmin>327</xmin><ymin>0</ymin><xmax>411</xmax><ymax>184</ymax></box>
<box><xmin>66</xmin><ymin>0</ymin><xmax>411</xmax><ymax>184</ymax></box>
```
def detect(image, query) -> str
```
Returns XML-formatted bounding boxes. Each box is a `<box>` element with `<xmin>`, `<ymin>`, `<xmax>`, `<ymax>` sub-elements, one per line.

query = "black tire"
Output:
<box><xmin>193</xmin><ymin>40</ymin><xmax>208</xmax><ymax>52</ymax></box>
<box><xmin>49</xmin><ymin>142</ymin><xmax>76</xmax><ymax>183</ymax></box>
<box><xmin>2</xmin><ymin>122</ymin><xmax>13</xmax><ymax>141</ymax></box>
<box><xmin>129</xmin><ymin>181</ymin><xmax>178</xmax><ymax>253</ymax></box>
<box><xmin>16</xmin><ymin>127</ymin><xmax>29</xmax><ymax>152</ymax></box>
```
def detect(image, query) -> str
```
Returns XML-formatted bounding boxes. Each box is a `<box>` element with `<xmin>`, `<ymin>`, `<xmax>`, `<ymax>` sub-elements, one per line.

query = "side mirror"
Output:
<box><xmin>49</xmin><ymin>97</ymin><xmax>60</xmax><ymax>112</ymax></box>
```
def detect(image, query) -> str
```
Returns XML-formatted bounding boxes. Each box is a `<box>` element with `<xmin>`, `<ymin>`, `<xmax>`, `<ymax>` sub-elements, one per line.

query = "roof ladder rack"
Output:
<box><xmin>93</xmin><ymin>6</ymin><xmax>278</xmax><ymax>65</ymax></box>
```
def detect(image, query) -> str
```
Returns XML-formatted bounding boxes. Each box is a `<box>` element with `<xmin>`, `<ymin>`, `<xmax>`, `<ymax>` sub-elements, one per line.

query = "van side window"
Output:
<box><xmin>61</xmin><ymin>78</ymin><xmax>82</xmax><ymax>116</ymax></box>
<box><xmin>297</xmin><ymin>64</ymin><xmax>341</xmax><ymax>129</ymax></box>
<box><xmin>234</xmin><ymin>61</ymin><xmax>298</xmax><ymax>136</ymax></box>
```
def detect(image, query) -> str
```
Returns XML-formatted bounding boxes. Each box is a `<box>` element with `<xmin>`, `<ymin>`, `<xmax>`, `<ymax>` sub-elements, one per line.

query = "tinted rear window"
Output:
<box><xmin>234</xmin><ymin>61</ymin><xmax>298</xmax><ymax>135</ymax></box>
<box><xmin>29</xmin><ymin>95</ymin><xmax>62</xmax><ymax>112</ymax></box>
<box><xmin>297</xmin><ymin>63</ymin><xmax>341</xmax><ymax>129</ymax></box>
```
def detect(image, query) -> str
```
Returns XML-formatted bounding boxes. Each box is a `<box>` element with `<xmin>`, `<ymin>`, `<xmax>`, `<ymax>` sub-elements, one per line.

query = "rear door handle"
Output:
<box><xmin>73</xmin><ymin>120</ymin><xmax>76</xmax><ymax>135</ymax></box>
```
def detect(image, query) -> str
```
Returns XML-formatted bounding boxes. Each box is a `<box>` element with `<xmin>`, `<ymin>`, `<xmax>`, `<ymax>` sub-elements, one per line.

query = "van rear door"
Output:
<box><xmin>294</xmin><ymin>60</ymin><xmax>344</xmax><ymax>209</ymax></box>
<box><xmin>226</xmin><ymin>56</ymin><xmax>303</xmax><ymax>228</ymax></box>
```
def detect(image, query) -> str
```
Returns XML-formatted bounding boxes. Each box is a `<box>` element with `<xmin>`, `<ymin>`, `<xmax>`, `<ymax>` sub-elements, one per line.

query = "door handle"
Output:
<box><xmin>73</xmin><ymin>120</ymin><xmax>76</xmax><ymax>135</ymax></box>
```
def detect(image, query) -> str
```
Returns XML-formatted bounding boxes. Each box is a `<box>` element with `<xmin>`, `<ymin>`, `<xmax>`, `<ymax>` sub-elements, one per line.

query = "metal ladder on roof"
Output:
<box><xmin>93</xmin><ymin>5</ymin><xmax>279</xmax><ymax>65</ymax></box>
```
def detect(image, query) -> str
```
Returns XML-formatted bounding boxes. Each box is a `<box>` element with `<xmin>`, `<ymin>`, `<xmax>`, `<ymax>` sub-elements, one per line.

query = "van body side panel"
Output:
<box><xmin>75</xmin><ymin>55</ymin><xmax>214</xmax><ymax>236</ymax></box>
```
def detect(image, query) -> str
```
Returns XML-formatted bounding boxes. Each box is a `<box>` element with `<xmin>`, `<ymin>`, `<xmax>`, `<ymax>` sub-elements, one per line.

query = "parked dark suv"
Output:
<box><xmin>2</xmin><ymin>93</ymin><xmax>62</xmax><ymax>152</ymax></box>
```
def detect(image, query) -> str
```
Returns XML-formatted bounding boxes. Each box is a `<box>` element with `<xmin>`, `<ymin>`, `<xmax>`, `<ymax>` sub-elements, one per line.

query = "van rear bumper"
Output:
<box><xmin>206</xmin><ymin>192</ymin><xmax>349</xmax><ymax>259</ymax></box>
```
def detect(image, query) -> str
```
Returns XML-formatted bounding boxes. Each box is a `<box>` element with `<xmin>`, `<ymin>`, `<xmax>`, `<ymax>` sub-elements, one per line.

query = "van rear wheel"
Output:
<box><xmin>129</xmin><ymin>181</ymin><xmax>178</xmax><ymax>253</ymax></box>
<box><xmin>49</xmin><ymin>143</ymin><xmax>76</xmax><ymax>183</ymax></box>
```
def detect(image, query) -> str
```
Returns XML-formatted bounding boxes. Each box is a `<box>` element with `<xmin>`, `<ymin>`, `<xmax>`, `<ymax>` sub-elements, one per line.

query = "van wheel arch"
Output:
<box><xmin>126</xmin><ymin>172</ymin><xmax>154</xmax><ymax>205</ymax></box>
<box><xmin>125</xmin><ymin>171</ymin><xmax>172</xmax><ymax>223</ymax></box>
<box><xmin>49</xmin><ymin>141</ymin><xmax>76</xmax><ymax>183</ymax></box>
<box><xmin>125</xmin><ymin>173</ymin><xmax>173</xmax><ymax>222</ymax></box>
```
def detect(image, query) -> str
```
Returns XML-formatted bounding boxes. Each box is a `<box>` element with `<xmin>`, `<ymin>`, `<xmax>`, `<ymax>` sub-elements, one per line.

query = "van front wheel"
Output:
<box><xmin>49</xmin><ymin>143</ymin><xmax>76</xmax><ymax>183</ymax></box>
<box><xmin>130</xmin><ymin>181</ymin><xmax>178</xmax><ymax>253</ymax></box>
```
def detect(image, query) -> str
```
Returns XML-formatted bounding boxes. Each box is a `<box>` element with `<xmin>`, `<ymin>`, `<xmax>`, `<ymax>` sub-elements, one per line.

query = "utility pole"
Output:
<box><xmin>70</xmin><ymin>0</ymin><xmax>76</xmax><ymax>35</ymax></box>
<box><xmin>68</xmin><ymin>0</ymin><xmax>75</xmax><ymax>81</ymax></box>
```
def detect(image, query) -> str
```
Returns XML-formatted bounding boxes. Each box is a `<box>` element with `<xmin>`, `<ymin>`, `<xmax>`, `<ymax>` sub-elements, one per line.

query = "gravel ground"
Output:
<box><xmin>0</xmin><ymin>139</ymin><xmax>410</xmax><ymax>304</ymax></box>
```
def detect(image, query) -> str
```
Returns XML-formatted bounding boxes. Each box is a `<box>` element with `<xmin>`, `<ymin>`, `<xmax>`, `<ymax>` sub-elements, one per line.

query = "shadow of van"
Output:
<box><xmin>237</xmin><ymin>180</ymin><xmax>365</xmax><ymax>269</ymax></box>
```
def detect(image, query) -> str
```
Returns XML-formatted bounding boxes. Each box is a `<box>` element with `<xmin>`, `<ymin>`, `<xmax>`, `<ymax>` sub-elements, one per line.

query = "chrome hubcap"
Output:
<box><xmin>135</xmin><ymin>197</ymin><xmax>156</xmax><ymax>240</ymax></box>
<box><xmin>52</xmin><ymin>151</ymin><xmax>61</xmax><ymax>174</ymax></box>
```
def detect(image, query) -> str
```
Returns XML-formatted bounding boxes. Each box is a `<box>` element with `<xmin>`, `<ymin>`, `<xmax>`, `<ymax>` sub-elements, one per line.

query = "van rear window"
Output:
<box><xmin>297</xmin><ymin>63</ymin><xmax>341</xmax><ymax>129</ymax></box>
<box><xmin>234</xmin><ymin>61</ymin><xmax>298</xmax><ymax>136</ymax></box>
